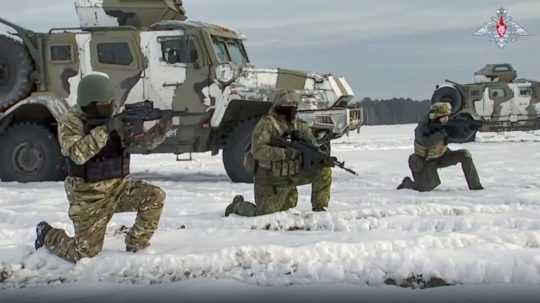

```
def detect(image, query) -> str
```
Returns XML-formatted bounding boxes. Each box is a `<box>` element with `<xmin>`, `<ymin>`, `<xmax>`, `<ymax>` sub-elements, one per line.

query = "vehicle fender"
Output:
<box><xmin>0</xmin><ymin>94</ymin><xmax>70</xmax><ymax>130</ymax></box>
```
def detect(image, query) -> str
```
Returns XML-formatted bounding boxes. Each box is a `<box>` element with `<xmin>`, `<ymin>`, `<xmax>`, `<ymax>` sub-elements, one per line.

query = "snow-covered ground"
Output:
<box><xmin>2</xmin><ymin>124</ymin><xmax>540</xmax><ymax>301</ymax></box>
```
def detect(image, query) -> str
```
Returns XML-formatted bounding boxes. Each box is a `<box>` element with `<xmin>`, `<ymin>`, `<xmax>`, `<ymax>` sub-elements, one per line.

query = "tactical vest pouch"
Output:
<box><xmin>414</xmin><ymin>141</ymin><xmax>447</xmax><ymax>161</ymax></box>
<box><xmin>270</xmin><ymin>158</ymin><xmax>301</xmax><ymax>178</ymax></box>
<box><xmin>67</xmin><ymin>155</ymin><xmax>130</xmax><ymax>182</ymax></box>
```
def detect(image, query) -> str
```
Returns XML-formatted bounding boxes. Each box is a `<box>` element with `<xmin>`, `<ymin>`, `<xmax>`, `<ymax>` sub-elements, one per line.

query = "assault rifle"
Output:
<box><xmin>430</xmin><ymin>118</ymin><xmax>483</xmax><ymax>139</ymax></box>
<box><xmin>89</xmin><ymin>101</ymin><xmax>183</xmax><ymax>138</ymax></box>
<box><xmin>271</xmin><ymin>135</ymin><xmax>359</xmax><ymax>176</ymax></box>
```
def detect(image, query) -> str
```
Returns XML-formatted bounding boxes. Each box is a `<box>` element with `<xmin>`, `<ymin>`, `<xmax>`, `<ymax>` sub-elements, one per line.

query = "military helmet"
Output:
<box><xmin>272</xmin><ymin>89</ymin><xmax>301</xmax><ymax>109</ymax></box>
<box><xmin>77</xmin><ymin>72</ymin><xmax>115</xmax><ymax>107</ymax></box>
<box><xmin>429</xmin><ymin>102</ymin><xmax>452</xmax><ymax>120</ymax></box>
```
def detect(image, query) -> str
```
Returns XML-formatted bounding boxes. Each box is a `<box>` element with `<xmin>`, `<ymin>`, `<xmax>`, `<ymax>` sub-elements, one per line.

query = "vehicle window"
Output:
<box><xmin>97</xmin><ymin>42</ymin><xmax>133</xmax><ymax>66</ymax></box>
<box><xmin>160</xmin><ymin>36</ymin><xmax>199</xmax><ymax>65</ymax></box>
<box><xmin>494</xmin><ymin>65</ymin><xmax>510</xmax><ymax>72</ymax></box>
<box><xmin>227</xmin><ymin>41</ymin><xmax>249</xmax><ymax>65</ymax></box>
<box><xmin>212</xmin><ymin>39</ymin><xmax>229</xmax><ymax>63</ymax></box>
<box><xmin>489</xmin><ymin>88</ymin><xmax>506</xmax><ymax>99</ymax></box>
<box><xmin>50</xmin><ymin>45</ymin><xmax>72</xmax><ymax>62</ymax></box>
<box><xmin>519</xmin><ymin>87</ymin><xmax>533</xmax><ymax>97</ymax></box>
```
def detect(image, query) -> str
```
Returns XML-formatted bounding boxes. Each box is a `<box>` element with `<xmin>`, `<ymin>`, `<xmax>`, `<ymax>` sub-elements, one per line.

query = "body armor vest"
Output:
<box><xmin>414</xmin><ymin>141</ymin><xmax>448</xmax><ymax>160</ymax></box>
<box><xmin>67</xmin><ymin>130</ymin><xmax>130</xmax><ymax>182</ymax></box>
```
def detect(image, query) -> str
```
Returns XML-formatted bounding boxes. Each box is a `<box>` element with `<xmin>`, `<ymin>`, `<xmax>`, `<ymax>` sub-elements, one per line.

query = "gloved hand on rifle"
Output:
<box><xmin>106</xmin><ymin>115</ymin><xmax>124</xmax><ymax>134</ymax></box>
<box><xmin>321</xmin><ymin>156</ymin><xmax>338</xmax><ymax>168</ymax></box>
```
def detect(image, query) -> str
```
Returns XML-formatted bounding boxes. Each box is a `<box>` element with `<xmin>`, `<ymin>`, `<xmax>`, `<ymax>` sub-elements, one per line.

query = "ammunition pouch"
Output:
<box><xmin>271</xmin><ymin>158</ymin><xmax>302</xmax><ymax>178</ymax></box>
<box><xmin>67</xmin><ymin>153</ymin><xmax>130</xmax><ymax>183</ymax></box>
<box><xmin>414</xmin><ymin>141</ymin><xmax>447</xmax><ymax>160</ymax></box>
<box><xmin>257</xmin><ymin>157</ymin><xmax>301</xmax><ymax>178</ymax></box>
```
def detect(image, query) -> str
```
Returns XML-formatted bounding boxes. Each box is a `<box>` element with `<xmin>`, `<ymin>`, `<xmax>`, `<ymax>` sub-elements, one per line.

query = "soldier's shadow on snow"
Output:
<box><xmin>130</xmin><ymin>172</ymin><xmax>232</xmax><ymax>183</ymax></box>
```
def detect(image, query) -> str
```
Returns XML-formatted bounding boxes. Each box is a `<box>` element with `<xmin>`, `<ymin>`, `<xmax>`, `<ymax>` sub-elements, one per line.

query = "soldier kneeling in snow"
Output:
<box><xmin>397</xmin><ymin>102</ymin><xmax>484</xmax><ymax>192</ymax></box>
<box><xmin>34</xmin><ymin>73</ymin><xmax>172</xmax><ymax>263</ymax></box>
<box><xmin>225</xmin><ymin>90</ymin><xmax>332</xmax><ymax>217</ymax></box>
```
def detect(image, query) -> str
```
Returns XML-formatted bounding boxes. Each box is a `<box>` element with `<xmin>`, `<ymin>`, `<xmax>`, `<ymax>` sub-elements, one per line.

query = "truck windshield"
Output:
<box><xmin>212</xmin><ymin>37</ymin><xmax>249</xmax><ymax>65</ymax></box>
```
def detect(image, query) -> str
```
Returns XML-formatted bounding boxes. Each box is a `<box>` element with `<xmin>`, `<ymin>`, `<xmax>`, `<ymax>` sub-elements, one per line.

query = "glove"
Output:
<box><xmin>322</xmin><ymin>156</ymin><xmax>337</xmax><ymax>167</ymax></box>
<box><xmin>107</xmin><ymin>116</ymin><xmax>124</xmax><ymax>134</ymax></box>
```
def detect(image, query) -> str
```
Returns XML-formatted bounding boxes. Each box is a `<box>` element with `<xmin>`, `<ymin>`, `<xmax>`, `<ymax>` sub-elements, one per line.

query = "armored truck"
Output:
<box><xmin>431</xmin><ymin>64</ymin><xmax>540</xmax><ymax>142</ymax></box>
<box><xmin>0</xmin><ymin>0</ymin><xmax>362</xmax><ymax>182</ymax></box>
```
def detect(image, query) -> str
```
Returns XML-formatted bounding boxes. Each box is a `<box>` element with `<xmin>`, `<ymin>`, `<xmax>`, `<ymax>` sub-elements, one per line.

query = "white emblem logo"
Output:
<box><xmin>474</xmin><ymin>8</ymin><xmax>529</xmax><ymax>48</ymax></box>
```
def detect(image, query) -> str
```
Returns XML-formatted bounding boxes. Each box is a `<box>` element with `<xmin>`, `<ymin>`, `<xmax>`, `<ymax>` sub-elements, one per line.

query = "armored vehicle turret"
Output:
<box><xmin>75</xmin><ymin>0</ymin><xmax>186</xmax><ymax>28</ymax></box>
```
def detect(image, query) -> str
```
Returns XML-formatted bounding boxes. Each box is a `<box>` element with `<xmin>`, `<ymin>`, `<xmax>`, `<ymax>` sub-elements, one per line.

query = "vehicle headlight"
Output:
<box><xmin>215</xmin><ymin>62</ymin><xmax>237</xmax><ymax>84</ymax></box>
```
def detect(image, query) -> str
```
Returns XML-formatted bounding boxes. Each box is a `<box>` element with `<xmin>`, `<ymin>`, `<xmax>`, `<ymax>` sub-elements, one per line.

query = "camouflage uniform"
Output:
<box><xmin>398</xmin><ymin>103</ymin><xmax>483</xmax><ymax>192</ymax></box>
<box><xmin>226</xmin><ymin>91</ymin><xmax>332</xmax><ymax>217</ymax></box>
<box><xmin>43</xmin><ymin>105</ymin><xmax>171</xmax><ymax>263</ymax></box>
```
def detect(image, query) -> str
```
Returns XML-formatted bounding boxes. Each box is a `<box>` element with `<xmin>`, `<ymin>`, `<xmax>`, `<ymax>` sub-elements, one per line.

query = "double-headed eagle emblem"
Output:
<box><xmin>474</xmin><ymin>8</ymin><xmax>529</xmax><ymax>48</ymax></box>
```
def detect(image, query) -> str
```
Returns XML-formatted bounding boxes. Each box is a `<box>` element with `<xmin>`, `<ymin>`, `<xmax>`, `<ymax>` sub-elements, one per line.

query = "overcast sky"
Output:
<box><xmin>1</xmin><ymin>0</ymin><xmax>539</xmax><ymax>100</ymax></box>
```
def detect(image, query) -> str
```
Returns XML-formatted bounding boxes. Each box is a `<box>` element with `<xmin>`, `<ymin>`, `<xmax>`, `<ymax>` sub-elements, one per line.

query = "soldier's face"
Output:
<box><xmin>275</xmin><ymin>106</ymin><xmax>297</xmax><ymax>122</ymax></box>
<box><xmin>83</xmin><ymin>101</ymin><xmax>114</xmax><ymax>118</ymax></box>
<box><xmin>439</xmin><ymin>116</ymin><xmax>449</xmax><ymax>124</ymax></box>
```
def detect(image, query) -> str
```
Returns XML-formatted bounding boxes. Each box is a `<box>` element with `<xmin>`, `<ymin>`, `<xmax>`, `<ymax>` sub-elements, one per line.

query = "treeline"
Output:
<box><xmin>354</xmin><ymin>98</ymin><xmax>431</xmax><ymax>125</ymax></box>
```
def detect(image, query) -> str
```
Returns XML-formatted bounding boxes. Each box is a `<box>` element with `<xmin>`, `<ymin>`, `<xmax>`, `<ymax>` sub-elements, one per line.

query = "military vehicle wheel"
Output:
<box><xmin>223</xmin><ymin>119</ymin><xmax>258</xmax><ymax>183</ymax></box>
<box><xmin>431</xmin><ymin>86</ymin><xmax>462</xmax><ymax>113</ymax></box>
<box><xmin>447</xmin><ymin>115</ymin><xmax>478</xmax><ymax>144</ymax></box>
<box><xmin>0</xmin><ymin>123</ymin><xmax>65</xmax><ymax>182</ymax></box>
<box><xmin>0</xmin><ymin>35</ymin><xmax>34</xmax><ymax>110</ymax></box>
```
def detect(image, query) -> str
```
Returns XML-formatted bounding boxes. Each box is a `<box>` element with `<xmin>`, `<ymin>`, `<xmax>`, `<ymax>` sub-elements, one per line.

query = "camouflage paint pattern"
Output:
<box><xmin>45</xmin><ymin>33</ymin><xmax>80</xmax><ymax>99</ymax></box>
<box><xmin>440</xmin><ymin>64</ymin><xmax>540</xmax><ymax>131</ymax></box>
<box><xmin>102</xmin><ymin>0</ymin><xmax>186</xmax><ymax>28</ymax></box>
<box><xmin>2</xmin><ymin>3</ymin><xmax>360</xmax><ymax>163</ymax></box>
<box><xmin>43</xmin><ymin>106</ymin><xmax>169</xmax><ymax>262</ymax></box>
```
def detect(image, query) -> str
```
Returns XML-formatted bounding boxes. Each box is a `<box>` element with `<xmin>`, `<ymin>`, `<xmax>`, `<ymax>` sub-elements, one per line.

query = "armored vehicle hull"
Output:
<box><xmin>431</xmin><ymin>64</ymin><xmax>540</xmax><ymax>143</ymax></box>
<box><xmin>0</xmin><ymin>2</ymin><xmax>362</xmax><ymax>183</ymax></box>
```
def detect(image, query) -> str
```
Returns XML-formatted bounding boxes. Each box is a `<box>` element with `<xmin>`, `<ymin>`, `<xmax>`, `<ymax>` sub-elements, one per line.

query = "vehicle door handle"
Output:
<box><xmin>163</xmin><ymin>83</ymin><xmax>182</xmax><ymax>88</ymax></box>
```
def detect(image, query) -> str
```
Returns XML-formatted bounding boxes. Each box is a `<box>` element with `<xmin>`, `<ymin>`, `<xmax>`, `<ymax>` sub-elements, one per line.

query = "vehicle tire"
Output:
<box><xmin>0</xmin><ymin>123</ymin><xmax>66</xmax><ymax>182</ymax></box>
<box><xmin>446</xmin><ymin>115</ymin><xmax>478</xmax><ymax>144</ymax></box>
<box><xmin>0</xmin><ymin>35</ymin><xmax>34</xmax><ymax>110</ymax></box>
<box><xmin>431</xmin><ymin>86</ymin><xmax>463</xmax><ymax>113</ymax></box>
<box><xmin>222</xmin><ymin>119</ymin><xmax>259</xmax><ymax>183</ymax></box>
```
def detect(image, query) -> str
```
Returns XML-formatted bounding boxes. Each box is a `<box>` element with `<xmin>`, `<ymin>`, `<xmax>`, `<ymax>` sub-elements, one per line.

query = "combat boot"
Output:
<box><xmin>312</xmin><ymin>207</ymin><xmax>327</xmax><ymax>212</ymax></box>
<box><xmin>397</xmin><ymin>177</ymin><xmax>414</xmax><ymax>190</ymax></box>
<box><xmin>225</xmin><ymin>195</ymin><xmax>244</xmax><ymax>217</ymax></box>
<box><xmin>126</xmin><ymin>242</ymin><xmax>150</xmax><ymax>253</ymax></box>
<box><xmin>35</xmin><ymin>221</ymin><xmax>52</xmax><ymax>250</ymax></box>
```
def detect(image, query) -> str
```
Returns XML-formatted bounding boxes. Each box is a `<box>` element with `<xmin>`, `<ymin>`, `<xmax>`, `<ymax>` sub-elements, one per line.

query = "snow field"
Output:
<box><xmin>1</xmin><ymin>125</ymin><xmax>540</xmax><ymax>290</ymax></box>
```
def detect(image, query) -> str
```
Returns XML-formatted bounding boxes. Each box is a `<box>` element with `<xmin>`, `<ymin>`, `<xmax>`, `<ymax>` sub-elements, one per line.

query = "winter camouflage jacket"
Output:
<box><xmin>251</xmin><ymin>112</ymin><xmax>316</xmax><ymax>178</ymax></box>
<box><xmin>59</xmin><ymin>106</ymin><xmax>171</xmax><ymax>172</ymax></box>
